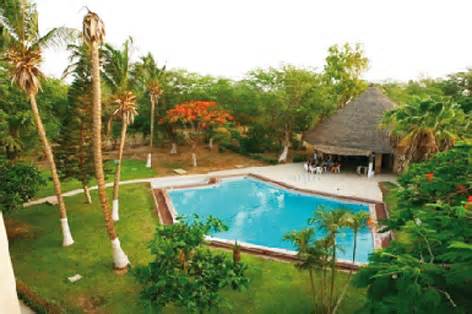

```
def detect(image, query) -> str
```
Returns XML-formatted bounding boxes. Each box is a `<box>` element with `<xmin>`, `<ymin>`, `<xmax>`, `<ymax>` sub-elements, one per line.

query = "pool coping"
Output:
<box><xmin>152</xmin><ymin>173</ymin><xmax>392</xmax><ymax>270</ymax></box>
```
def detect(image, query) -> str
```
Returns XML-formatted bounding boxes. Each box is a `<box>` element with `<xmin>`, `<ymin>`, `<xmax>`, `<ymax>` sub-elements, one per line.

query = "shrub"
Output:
<box><xmin>354</xmin><ymin>143</ymin><xmax>472</xmax><ymax>313</ymax></box>
<box><xmin>293</xmin><ymin>153</ymin><xmax>308</xmax><ymax>163</ymax></box>
<box><xmin>134</xmin><ymin>216</ymin><xmax>249</xmax><ymax>313</ymax></box>
<box><xmin>0</xmin><ymin>162</ymin><xmax>44</xmax><ymax>213</ymax></box>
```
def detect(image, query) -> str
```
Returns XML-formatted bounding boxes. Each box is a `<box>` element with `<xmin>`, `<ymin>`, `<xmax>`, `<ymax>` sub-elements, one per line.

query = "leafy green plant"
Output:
<box><xmin>354</xmin><ymin>143</ymin><xmax>472</xmax><ymax>313</ymax></box>
<box><xmin>134</xmin><ymin>216</ymin><xmax>249</xmax><ymax>313</ymax></box>
<box><xmin>0</xmin><ymin>161</ymin><xmax>44</xmax><ymax>213</ymax></box>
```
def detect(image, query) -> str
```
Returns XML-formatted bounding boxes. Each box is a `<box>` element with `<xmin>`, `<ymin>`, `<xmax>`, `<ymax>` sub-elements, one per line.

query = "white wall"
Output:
<box><xmin>0</xmin><ymin>212</ymin><xmax>21</xmax><ymax>314</ymax></box>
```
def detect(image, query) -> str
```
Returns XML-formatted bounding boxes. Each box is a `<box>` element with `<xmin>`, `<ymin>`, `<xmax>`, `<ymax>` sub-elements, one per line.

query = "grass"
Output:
<box><xmin>36</xmin><ymin>159</ymin><xmax>156</xmax><ymax>198</ymax></box>
<box><xmin>380</xmin><ymin>181</ymin><xmax>411</xmax><ymax>244</ymax></box>
<box><xmin>9</xmin><ymin>184</ymin><xmax>367</xmax><ymax>313</ymax></box>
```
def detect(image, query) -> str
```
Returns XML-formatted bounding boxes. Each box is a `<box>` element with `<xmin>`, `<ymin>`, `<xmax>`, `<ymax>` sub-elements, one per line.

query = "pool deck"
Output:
<box><xmin>151</xmin><ymin>163</ymin><xmax>396</xmax><ymax>203</ymax></box>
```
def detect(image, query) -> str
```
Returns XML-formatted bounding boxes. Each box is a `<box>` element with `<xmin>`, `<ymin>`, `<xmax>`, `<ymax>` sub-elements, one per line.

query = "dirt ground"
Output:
<box><xmin>105</xmin><ymin>144</ymin><xmax>267</xmax><ymax>176</ymax></box>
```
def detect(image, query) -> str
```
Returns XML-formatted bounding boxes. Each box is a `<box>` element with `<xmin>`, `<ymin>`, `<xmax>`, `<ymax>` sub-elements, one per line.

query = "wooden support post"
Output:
<box><xmin>375</xmin><ymin>153</ymin><xmax>383</xmax><ymax>174</ymax></box>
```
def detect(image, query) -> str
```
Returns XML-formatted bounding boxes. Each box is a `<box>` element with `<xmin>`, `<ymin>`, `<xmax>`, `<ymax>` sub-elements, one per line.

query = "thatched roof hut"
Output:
<box><xmin>304</xmin><ymin>86</ymin><xmax>395</xmax><ymax>157</ymax></box>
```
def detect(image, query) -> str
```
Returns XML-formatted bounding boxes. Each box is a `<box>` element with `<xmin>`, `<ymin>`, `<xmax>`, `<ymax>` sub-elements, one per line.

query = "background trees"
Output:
<box><xmin>382</xmin><ymin>98</ymin><xmax>469</xmax><ymax>171</ymax></box>
<box><xmin>0</xmin><ymin>0</ymin><xmax>75</xmax><ymax>246</ymax></box>
<box><xmin>323</xmin><ymin>43</ymin><xmax>369</xmax><ymax>107</ymax></box>
<box><xmin>163</xmin><ymin>100</ymin><xmax>233</xmax><ymax>167</ymax></box>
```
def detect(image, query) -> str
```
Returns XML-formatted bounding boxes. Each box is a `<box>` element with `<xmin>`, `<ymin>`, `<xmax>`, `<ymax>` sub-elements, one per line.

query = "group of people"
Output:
<box><xmin>303</xmin><ymin>152</ymin><xmax>341</xmax><ymax>174</ymax></box>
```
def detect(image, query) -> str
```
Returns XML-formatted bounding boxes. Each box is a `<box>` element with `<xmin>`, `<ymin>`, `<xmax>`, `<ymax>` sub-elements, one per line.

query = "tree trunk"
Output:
<box><xmin>329</xmin><ymin>238</ymin><xmax>337</xmax><ymax>313</ymax></box>
<box><xmin>112</xmin><ymin>121</ymin><xmax>128</xmax><ymax>222</ymax></box>
<box><xmin>147</xmin><ymin>95</ymin><xmax>156</xmax><ymax>168</ymax></box>
<box><xmin>170</xmin><ymin>142</ymin><xmax>177</xmax><ymax>154</ymax></box>
<box><xmin>191</xmin><ymin>142</ymin><xmax>197</xmax><ymax>167</ymax></box>
<box><xmin>83</xmin><ymin>185</ymin><xmax>92</xmax><ymax>204</ymax></box>
<box><xmin>333</xmin><ymin>231</ymin><xmax>358</xmax><ymax>314</ymax></box>
<box><xmin>30</xmin><ymin>95</ymin><xmax>74</xmax><ymax>247</ymax></box>
<box><xmin>90</xmin><ymin>41</ymin><xmax>129</xmax><ymax>269</ymax></box>
<box><xmin>278</xmin><ymin>127</ymin><xmax>290</xmax><ymax>163</ymax></box>
<box><xmin>308</xmin><ymin>269</ymin><xmax>317</xmax><ymax>312</ymax></box>
<box><xmin>208</xmin><ymin>137</ymin><xmax>214</xmax><ymax>150</ymax></box>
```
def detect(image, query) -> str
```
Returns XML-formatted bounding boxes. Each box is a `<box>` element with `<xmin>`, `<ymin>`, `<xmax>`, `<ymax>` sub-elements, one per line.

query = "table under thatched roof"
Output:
<box><xmin>304</xmin><ymin>86</ymin><xmax>395</xmax><ymax>156</ymax></box>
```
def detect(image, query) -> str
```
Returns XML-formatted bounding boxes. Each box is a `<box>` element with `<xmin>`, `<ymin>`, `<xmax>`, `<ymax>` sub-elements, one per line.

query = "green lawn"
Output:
<box><xmin>36</xmin><ymin>159</ymin><xmax>156</xmax><ymax>198</ymax></box>
<box><xmin>381</xmin><ymin>181</ymin><xmax>411</xmax><ymax>244</ymax></box>
<box><xmin>9</xmin><ymin>184</ymin><xmax>366</xmax><ymax>313</ymax></box>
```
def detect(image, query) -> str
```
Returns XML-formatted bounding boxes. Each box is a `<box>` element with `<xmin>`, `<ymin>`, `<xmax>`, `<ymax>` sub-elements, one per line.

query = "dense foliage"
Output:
<box><xmin>382</xmin><ymin>98</ymin><xmax>470</xmax><ymax>171</ymax></box>
<box><xmin>135</xmin><ymin>216</ymin><xmax>248</xmax><ymax>313</ymax></box>
<box><xmin>354</xmin><ymin>143</ymin><xmax>472</xmax><ymax>313</ymax></box>
<box><xmin>0</xmin><ymin>161</ymin><xmax>44</xmax><ymax>212</ymax></box>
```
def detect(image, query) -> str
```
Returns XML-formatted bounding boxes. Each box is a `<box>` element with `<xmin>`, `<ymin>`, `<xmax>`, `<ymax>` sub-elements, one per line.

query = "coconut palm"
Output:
<box><xmin>110</xmin><ymin>91</ymin><xmax>137</xmax><ymax>221</ymax></box>
<box><xmin>82</xmin><ymin>10</ymin><xmax>129</xmax><ymax>269</ymax></box>
<box><xmin>382</xmin><ymin>98</ymin><xmax>469</xmax><ymax>172</ymax></box>
<box><xmin>102</xmin><ymin>38</ymin><xmax>138</xmax><ymax>221</ymax></box>
<box><xmin>0</xmin><ymin>0</ymin><xmax>76</xmax><ymax>246</ymax></box>
<box><xmin>135</xmin><ymin>53</ymin><xmax>165</xmax><ymax>168</ymax></box>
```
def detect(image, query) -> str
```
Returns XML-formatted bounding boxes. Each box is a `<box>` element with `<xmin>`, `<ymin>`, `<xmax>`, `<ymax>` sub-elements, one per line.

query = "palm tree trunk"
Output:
<box><xmin>146</xmin><ymin>95</ymin><xmax>155</xmax><ymax>168</ymax></box>
<box><xmin>29</xmin><ymin>95</ymin><xmax>74</xmax><ymax>247</ymax></box>
<box><xmin>332</xmin><ymin>231</ymin><xmax>358</xmax><ymax>314</ymax></box>
<box><xmin>308</xmin><ymin>269</ymin><xmax>317</xmax><ymax>312</ymax></box>
<box><xmin>112</xmin><ymin>121</ymin><xmax>128</xmax><ymax>222</ymax></box>
<box><xmin>90</xmin><ymin>41</ymin><xmax>129</xmax><ymax>269</ymax></box>
<box><xmin>329</xmin><ymin>238</ymin><xmax>337</xmax><ymax>313</ymax></box>
<box><xmin>83</xmin><ymin>185</ymin><xmax>92</xmax><ymax>204</ymax></box>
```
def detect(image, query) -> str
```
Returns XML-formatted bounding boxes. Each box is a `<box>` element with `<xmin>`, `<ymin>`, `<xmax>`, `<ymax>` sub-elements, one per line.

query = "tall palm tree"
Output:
<box><xmin>0</xmin><ymin>0</ymin><xmax>75</xmax><ymax>246</ymax></box>
<box><xmin>82</xmin><ymin>10</ymin><xmax>129</xmax><ymax>269</ymax></box>
<box><xmin>111</xmin><ymin>91</ymin><xmax>137</xmax><ymax>221</ymax></box>
<box><xmin>135</xmin><ymin>53</ymin><xmax>165</xmax><ymax>168</ymax></box>
<box><xmin>382</xmin><ymin>98</ymin><xmax>468</xmax><ymax>172</ymax></box>
<box><xmin>102</xmin><ymin>38</ymin><xmax>137</xmax><ymax>221</ymax></box>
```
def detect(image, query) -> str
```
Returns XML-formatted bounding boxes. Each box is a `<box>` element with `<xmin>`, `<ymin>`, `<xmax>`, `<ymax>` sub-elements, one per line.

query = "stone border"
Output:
<box><xmin>153</xmin><ymin>173</ymin><xmax>392</xmax><ymax>269</ymax></box>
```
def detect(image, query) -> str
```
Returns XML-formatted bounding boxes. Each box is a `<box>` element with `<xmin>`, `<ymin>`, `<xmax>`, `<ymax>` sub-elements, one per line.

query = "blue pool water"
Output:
<box><xmin>168</xmin><ymin>177</ymin><xmax>373</xmax><ymax>263</ymax></box>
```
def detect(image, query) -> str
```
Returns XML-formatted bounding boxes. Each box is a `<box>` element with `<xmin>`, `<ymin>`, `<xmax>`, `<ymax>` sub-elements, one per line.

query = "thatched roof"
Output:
<box><xmin>304</xmin><ymin>87</ymin><xmax>395</xmax><ymax>156</ymax></box>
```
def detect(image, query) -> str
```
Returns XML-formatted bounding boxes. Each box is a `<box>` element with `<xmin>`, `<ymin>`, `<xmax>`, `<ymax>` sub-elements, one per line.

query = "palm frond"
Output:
<box><xmin>32</xmin><ymin>26</ymin><xmax>79</xmax><ymax>50</ymax></box>
<box><xmin>0</xmin><ymin>8</ymin><xmax>20</xmax><ymax>41</ymax></box>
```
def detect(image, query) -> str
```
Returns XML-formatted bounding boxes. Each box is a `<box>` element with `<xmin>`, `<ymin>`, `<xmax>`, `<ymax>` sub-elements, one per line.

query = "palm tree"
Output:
<box><xmin>382</xmin><ymin>98</ymin><xmax>468</xmax><ymax>172</ymax></box>
<box><xmin>284</xmin><ymin>228</ymin><xmax>325</xmax><ymax>312</ymax></box>
<box><xmin>102</xmin><ymin>38</ymin><xmax>137</xmax><ymax>221</ymax></box>
<box><xmin>0</xmin><ymin>0</ymin><xmax>75</xmax><ymax>246</ymax></box>
<box><xmin>111</xmin><ymin>91</ymin><xmax>137</xmax><ymax>221</ymax></box>
<box><xmin>135</xmin><ymin>53</ymin><xmax>165</xmax><ymax>168</ymax></box>
<box><xmin>82</xmin><ymin>10</ymin><xmax>129</xmax><ymax>269</ymax></box>
<box><xmin>332</xmin><ymin>211</ymin><xmax>369</xmax><ymax>313</ymax></box>
<box><xmin>309</xmin><ymin>208</ymin><xmax>349</xmax><ymax>313</ymax></box>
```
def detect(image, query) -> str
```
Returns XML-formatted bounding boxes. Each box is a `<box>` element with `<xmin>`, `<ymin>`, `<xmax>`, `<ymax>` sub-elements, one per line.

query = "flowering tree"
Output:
<box><xmin>163</xmin><ymin>101</ymin><xmax>233</xmax><ymax>167</ymax></box>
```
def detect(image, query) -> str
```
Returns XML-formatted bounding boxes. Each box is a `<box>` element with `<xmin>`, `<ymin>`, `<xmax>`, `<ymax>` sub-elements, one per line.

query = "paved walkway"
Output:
<box><xmin>25</xmin><ymin>163</ymin><xmax>396</xmax><ymax>207</ymax></box>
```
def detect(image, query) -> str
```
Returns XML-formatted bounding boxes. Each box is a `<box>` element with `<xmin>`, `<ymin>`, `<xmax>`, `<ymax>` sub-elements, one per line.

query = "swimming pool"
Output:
<box><xmin>167</xmin><ymin>177</ymin><xmax>374</xmax><ymax>263</ymax></box>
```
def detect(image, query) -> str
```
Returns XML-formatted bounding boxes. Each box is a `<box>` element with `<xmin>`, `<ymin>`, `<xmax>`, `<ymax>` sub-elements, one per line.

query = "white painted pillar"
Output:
<box><xmin>0</xmin><ymin>212</ymin><xmax>21</xmax><ymax>314</ymax></box>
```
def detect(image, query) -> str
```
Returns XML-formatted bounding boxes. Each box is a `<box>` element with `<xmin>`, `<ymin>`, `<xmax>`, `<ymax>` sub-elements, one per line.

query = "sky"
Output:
<box><xmin>36</xmin><ymin>0</ymin><xmax>472</xmax><ymax>82</ymax></box>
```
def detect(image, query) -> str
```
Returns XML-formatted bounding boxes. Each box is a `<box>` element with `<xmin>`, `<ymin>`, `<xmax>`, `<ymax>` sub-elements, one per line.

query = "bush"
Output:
<box><xmin>135</xmin><ymin>216</ymin><xmax>249</xmax><ymax>313</ymax></box>
<box><xmin>293</xmin><ymin>153</ymin><xmax>308</xmax><ymax>163</ymax></box>
<box><xmin>0</xmin><ymin>162</ymin><xmax>44</xmax><ymax>213</ymax></box>
<box><xmin>354</xmin><ymin>143</ymin><xmax>472</xmax><ymax>313</ymax></box>
<box><xmin>240</xmin><ymin>124</ymin><xmax>276</xmax><ymax>154</ymax></box>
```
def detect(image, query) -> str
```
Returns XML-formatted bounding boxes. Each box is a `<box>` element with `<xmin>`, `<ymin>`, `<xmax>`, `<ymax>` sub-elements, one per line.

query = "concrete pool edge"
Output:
<box><xmin>152</xmin><ymin>173</ymin><xmax>392</xmax><ymax>269</ymax></box>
